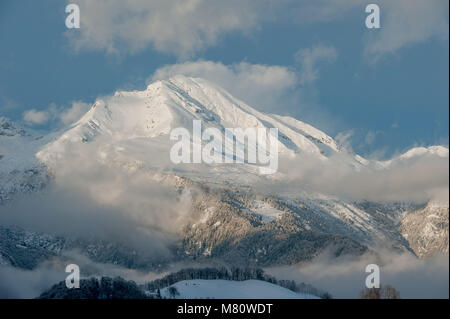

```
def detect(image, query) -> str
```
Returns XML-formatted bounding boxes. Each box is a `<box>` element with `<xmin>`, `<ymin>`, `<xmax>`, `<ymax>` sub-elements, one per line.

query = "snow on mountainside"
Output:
<box><xmin>397</xmin><ymin>146</ymin><xmax>448</xmax><ymax>160</ymax></box>
<box><xmin>0</xmin><ymin>118</ymin><xmax>50</xmax><ymax>204</ymax></box>
<box><xmin>0</xmin><ymin>76</ymin><xmax>449</xmax><ymax>271</ymax></box>
<box><xmin>401</xmin><ymin>201</ymin><xmax>449</xmax><ymax>258</ymax></box>
<box><xmin>159</xmin><ymin>279</ymin><xmax>318</xmax><ymax>299</ymax></box>
<box><xmin>379</xmin><ymin>145</ymin><xmax>449</xmax><ymax>168</ymax></box>
<box><xmin>37</xmin><ymin>76</ymin><xmax>340</xmax><ymax>166</ymax></box>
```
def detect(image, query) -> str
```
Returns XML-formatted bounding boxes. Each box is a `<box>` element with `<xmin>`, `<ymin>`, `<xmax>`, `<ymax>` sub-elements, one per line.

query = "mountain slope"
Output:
<box><xmin>401</xmin><ymin>202</ymin><xmax>449</xmax><ymax>258</ymax></box>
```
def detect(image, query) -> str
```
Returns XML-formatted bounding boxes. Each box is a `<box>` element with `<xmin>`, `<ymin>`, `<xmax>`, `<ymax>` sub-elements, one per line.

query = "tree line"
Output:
<box><xmin>146</xmin><ymin>266</ymin><xmax>331</xmax><ymax>299</ymax></box>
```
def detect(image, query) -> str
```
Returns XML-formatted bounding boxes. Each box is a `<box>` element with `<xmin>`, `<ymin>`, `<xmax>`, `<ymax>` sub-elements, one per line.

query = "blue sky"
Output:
<box><xmin>0</xmin><ymin>0</ymin><xmax>448</xmax><ymax>158</ymax></box>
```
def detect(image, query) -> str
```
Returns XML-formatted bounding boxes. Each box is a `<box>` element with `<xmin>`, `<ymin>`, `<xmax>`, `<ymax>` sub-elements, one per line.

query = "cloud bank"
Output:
<box><xmin>259</xmin><ymin>148</ymin><xmax>449</xmax><ymax>204</ymax></box>
<box><xmin>267</xmin><ymin>249</ymin><xmax>449</xmax><ymax>298</ymax></box>
<box><xmin>66</xmin><ymin>0</ymin><xmax>448</xmax><ymax>59</ymax></box>
<box><xmin>22</xmin><ymin>101</ymin><xmax>91</xmax><ymax>127</ymax></box>
<box><xmin>0</xmin><ymin>138</ymin><xmax>195</xmax><ymax>256</ymax></box>
<box><xmin>66</xmin><ymin>0</ymin><xmax>276</xmax><ymax>57</ymax></box>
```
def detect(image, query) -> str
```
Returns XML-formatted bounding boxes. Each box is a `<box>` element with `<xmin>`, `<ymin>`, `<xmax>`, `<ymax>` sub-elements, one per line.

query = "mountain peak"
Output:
<box><xmin>38</xmin><ymin>77</ymin><xmax>340</xmax><ymax>166</ymax></box>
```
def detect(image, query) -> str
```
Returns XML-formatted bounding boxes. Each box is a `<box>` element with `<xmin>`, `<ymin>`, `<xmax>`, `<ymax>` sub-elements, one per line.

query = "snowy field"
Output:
<box><xmin>159</xmin><ymin>279</ymin><xmax>318</xmax><ymax>299</ymax></box>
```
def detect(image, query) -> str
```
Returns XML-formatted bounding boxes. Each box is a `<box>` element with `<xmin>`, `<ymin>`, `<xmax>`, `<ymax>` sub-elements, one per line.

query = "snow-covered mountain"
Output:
<box><xmin>401</xmin><ymin>201</ymin><xmax>449</xmax><ymax>258</ymax></box>
<box><xmin>37</xmin><ymin>76</ymin><xmax>340</xmax><ymax>163</ymax></box>
<box><xmin>35</xmin><ymin>76</ymin><xmax>347</xmax><ymax>185</ymax></box>
<box><xmin>0</xmin><ymin>76</ymin><xmax>448</xmax><ymax>272</ymax></box>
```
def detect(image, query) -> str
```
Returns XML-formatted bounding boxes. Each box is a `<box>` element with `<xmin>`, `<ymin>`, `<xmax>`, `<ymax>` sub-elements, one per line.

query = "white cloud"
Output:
<box><xmin>364</xmin><ymin>0</ymin><xmax>449</xmax><ymax>61</ymax></box>
<box><xmin>66</xmin><ymin>0</ymin><xmax>276</xmax><ymax>57</ymax></box>
<box><xmin>151</xmin><ymin>60</ymin><xmax>299</xmax><ymax>113</ymax></box>
<box><xmin>0</xmin><ymin>138</ymin><xmax>195</xmax><ymax>245</ymax></box>
<box><xmin>335</xmin><ymin>130</ymin><xmax>354</xmax><ymax>152</ymax></box>
<box><xmin>22</xmin><ymin>109</ymin><xmax>50</xmax><ymax>125</ymax></box>
<box><xmin>268</xmin><ymin>149</ymin><xmax>449</xmax><ymax>204</ymax></box>
<box><xmin>22</xmin><ymin>101</ymin><xmax>91</xmax><ymax>127</ymax></box>
<box><xmin>294</xmin><ymin>45</ymin><xmax>337</xmax><ymax>84</ymax></box>
<box><xmin>59</xmin><ymin>101</ymin><xmax>90</xmax><ymax>125</ymax></box>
